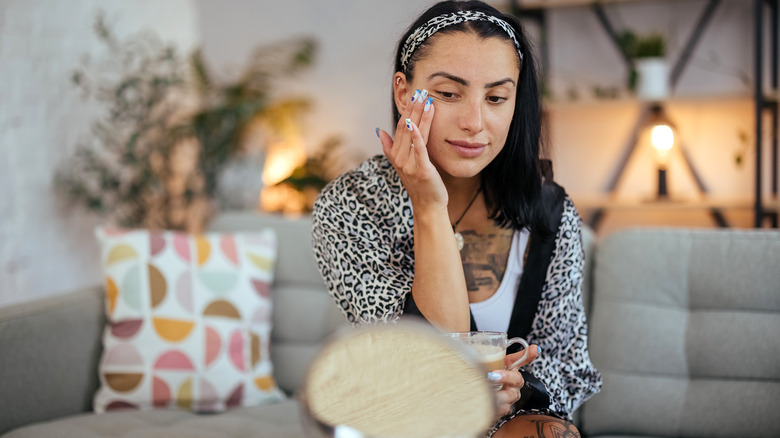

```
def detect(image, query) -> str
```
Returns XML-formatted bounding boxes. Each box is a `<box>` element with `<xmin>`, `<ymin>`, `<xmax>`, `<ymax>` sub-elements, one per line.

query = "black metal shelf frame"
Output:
<box><xmin>754</xmin><ymin>0</ymin><xmax>779</xmax><ymax>228</ymax></box>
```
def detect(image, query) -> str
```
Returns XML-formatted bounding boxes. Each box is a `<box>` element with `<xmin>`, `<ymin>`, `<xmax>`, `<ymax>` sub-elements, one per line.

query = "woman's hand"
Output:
<box><xmin>489</xmin><ymin>345</ymin><xmax>539</xmax><ymax>418</ymax></box>
<box><xmin>377</xmin><ymin>89</ymin><xmax>447</xmax><ymax>211</ymax></box>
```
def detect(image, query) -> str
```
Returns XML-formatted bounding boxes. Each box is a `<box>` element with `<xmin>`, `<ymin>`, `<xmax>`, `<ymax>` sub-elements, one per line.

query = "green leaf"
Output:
<box><xmin>190</xmin><ymin>49</ymin><xmax>212</xmax><ymax>95</ymax></box>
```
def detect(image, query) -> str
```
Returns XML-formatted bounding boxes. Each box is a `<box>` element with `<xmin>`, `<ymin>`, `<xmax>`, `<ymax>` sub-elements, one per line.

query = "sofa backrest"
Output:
<box><xmin>580</xmin><ymin>228</ymin><xmax>780</xmax><ymax>437</ymax></box>
<box><xmin>0</xmin><ymin>285</ymin><xmax>106</xmax><ymax>436</ymax></box>
<box><xmin>208</xmin><ymin>212</ymin><xmax>348</xmax><ymax>395</ymax></box>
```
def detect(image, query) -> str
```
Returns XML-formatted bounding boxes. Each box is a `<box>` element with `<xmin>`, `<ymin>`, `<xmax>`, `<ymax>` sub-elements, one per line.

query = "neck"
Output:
<box><xmin>443</xmin><ymin>174</ymin><xmax>481</xmax><ymax>206</ymax></box>
<box><xmin>444</xmin><ymin>176</ymin><xmax>483</xmax><ymax>227</ymax></box>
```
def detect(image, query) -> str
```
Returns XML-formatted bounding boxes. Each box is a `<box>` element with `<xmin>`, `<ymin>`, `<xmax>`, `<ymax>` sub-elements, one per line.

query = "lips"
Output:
<box><xmin>447</xmin><ymin>140</ymin><xmax>487</xmax><ymax>158</ymax></box>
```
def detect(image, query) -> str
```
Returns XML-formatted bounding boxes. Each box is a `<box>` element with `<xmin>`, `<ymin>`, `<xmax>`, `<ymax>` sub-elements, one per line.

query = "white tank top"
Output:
<box><xmin>469</xmin><ymin>229</ymin><xmax>529</xmax><ymax>333</ymax></box>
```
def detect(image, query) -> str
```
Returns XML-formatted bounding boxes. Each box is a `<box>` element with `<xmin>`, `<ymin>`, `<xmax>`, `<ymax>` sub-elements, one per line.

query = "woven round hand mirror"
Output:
<box><xmin>299</xmin><ymin>320</ymin><xmax>496</xmax><ymax>438</ymax></box>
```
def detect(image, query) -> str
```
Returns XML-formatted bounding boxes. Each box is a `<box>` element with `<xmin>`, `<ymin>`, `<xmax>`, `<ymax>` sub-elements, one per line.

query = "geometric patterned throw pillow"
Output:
<box><xmin>93</xmin><ymin>227</ymin><xmax>285</xmax><ymax>413</ymax></box>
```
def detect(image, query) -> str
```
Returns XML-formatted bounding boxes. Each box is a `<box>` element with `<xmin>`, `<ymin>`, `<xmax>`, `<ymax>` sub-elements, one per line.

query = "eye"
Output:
<box><xmin>435</xmin><ymin>90</ymin><xmax>458</xmax><ymax>100</ymax></box>
<box><xmin>487</xmin><ymin>95</ymin><xmax>508</xmax><ymax>104</ymax></box>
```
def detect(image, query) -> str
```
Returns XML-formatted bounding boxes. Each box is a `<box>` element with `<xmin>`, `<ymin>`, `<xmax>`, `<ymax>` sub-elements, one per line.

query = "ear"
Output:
<box><xmin>393</xmin><ymin>72</ymin><xmax>412</xmax><ymax>115</ymax></box>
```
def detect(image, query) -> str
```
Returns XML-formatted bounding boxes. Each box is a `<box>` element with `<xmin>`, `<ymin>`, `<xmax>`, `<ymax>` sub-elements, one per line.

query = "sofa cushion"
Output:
<box><xmin>581</xmin><ymin>228</ymin><xmax>780</xmax><ymax>437</ymax></box>
<box><xmin>2</xmin><ymin>399</ymin><xmax>305</xmax><ymax>438</ymax></box>
<box><xmin>93</xmin><ymin>228</ymin><xmax>285</xmax><ymax>413</ymax></box>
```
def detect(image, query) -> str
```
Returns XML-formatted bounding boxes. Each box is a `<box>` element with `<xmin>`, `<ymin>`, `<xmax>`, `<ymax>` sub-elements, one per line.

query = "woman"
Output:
<box><xmin>312</xmin><ymin>1</ymin><xmax>602</xmax><ymax>436</ymax></box>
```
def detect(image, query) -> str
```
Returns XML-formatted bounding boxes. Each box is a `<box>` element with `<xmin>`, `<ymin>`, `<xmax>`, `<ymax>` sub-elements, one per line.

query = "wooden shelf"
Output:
<box><xmin>762</xmin><ymin>90</ymin><xmax>780</xmax><ymax>104</ymax></box>
<box><xmin>543</xmin><ymin>93</ymin><xmax>752</xmax><ymax>110</ymax></box>
<box><xmin>573</xmin><ymin>196</ymin><xmax>779</xmax><ymax>212</ymax></box>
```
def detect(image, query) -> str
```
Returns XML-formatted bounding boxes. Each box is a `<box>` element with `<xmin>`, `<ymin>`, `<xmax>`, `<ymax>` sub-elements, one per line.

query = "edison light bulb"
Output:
<box><xmin>651</xmin><ymin>124</ymin><xmax>674</xmax><ymax>152</ymax></box>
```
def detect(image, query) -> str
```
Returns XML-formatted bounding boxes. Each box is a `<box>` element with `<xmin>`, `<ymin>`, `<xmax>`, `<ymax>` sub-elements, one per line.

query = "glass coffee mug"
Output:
<box><xmin>445</xmin><ymin>331</ymin><xmax>529</xmax><ymax>374</ymax></box>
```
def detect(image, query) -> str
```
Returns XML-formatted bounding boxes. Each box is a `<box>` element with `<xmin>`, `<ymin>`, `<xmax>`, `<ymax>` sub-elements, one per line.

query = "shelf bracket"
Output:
<box><xmin>669</xmin><ymin>0</ymin><xmax>721</xmax><ymax>90</ymax></box>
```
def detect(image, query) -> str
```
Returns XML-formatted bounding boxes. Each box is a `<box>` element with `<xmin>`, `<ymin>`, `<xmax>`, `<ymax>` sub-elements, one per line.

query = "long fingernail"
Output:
<box><xmin>488</xmin><ymin>372</ymin><xmax>502</xmax><ymax>382</ymax></box>
<box><xmin>411</xmin><ymin>89</ymin><xmax>420</xmax><ymax>102</ymax></box>
<box><xmin>375</xmin><ymin>127</ymin><xmax>380</xmax><ymax>138</ymax></box>
<box><xmin>424</xmin><ymin>97</ymin><xmax>433</xmax><ymax>112</ymax></box>
<box><xmin>420</xmin><ymin>89</ymin><xmax>429</xmax><ymax>100</ymax></box>
<box><xmin>405</xmin><ymin>118</ymin><xmax>413</xmax><ymax>131</ymax></box>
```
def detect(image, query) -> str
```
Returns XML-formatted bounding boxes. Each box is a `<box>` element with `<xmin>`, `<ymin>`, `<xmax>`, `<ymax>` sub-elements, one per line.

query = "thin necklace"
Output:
<box><xmin>452</xmin><ymin>186</ymin><xmax>482</xmax><ymax>251</ymax></box>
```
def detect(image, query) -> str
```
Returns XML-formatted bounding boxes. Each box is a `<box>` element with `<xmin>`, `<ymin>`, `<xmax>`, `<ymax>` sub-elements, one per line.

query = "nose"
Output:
<box><xmin>457</xmin><ymin>99</ymin><xmax>484</xmax><ymax>134</ymax></box>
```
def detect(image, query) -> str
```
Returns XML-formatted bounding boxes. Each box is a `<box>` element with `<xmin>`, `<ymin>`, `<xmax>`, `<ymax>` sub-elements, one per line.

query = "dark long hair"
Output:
<box><xmin>392</xmin><ymin>0</ymin><xmax>551</xmax><ymax>238</ymax></box>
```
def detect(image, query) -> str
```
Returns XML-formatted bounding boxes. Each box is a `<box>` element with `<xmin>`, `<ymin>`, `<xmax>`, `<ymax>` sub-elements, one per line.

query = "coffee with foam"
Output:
<box><xmin>472</xmin><ymin>344</ymin><xmax>505</xmax><ymax>372</ymax></box>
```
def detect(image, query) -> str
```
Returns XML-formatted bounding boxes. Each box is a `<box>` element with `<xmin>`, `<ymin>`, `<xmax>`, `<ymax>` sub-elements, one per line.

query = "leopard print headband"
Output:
<box><xmin>400</xmin><ymin>10</ymin><xmax>523</xmax><ymax>72</ymax></box>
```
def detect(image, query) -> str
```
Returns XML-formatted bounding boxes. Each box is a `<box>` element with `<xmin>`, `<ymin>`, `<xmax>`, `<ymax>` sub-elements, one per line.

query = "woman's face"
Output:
<box><xmin>401</xmin><ymin>31</ymin><xmax>520</xmax><ymax>182</ymax></box>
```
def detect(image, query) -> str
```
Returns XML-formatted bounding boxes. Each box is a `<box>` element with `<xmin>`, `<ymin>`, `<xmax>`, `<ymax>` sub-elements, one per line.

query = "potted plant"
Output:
<box><xmin>56</xmin><ymin>14</ymin><xmax>317</xmax><ymax>231</ymax></box>
<box><xmin>619</xmin><ymin>31</ymin><xmax>668</xmax><ymax>100</ymax></box>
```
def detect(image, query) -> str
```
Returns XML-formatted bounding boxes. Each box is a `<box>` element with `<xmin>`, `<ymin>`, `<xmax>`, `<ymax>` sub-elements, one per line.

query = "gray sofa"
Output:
<box><xmin>1</xmin><ymin>212</ymin><xmax>778</xmax><ymax>437</ymax></box>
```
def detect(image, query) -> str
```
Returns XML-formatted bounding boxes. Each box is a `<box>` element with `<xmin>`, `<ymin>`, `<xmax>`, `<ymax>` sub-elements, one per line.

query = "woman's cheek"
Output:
<box><xmin>488</xmin><ymin>108</ymin><xmax>514</xmax><ymax>142</ymax></box>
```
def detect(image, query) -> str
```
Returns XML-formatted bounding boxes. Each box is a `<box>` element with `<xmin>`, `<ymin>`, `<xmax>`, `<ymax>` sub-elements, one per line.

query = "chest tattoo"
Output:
<box><xmin>459</xmin><ymin>228</ymin><xmax>514</xmax><ymax>294</ymax></box>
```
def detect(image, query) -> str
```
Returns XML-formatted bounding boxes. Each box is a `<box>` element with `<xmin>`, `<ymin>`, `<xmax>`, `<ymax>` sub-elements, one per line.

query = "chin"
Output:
<box><xmin>437</xmin><ymin>161</ymin><xmax>486</xmax><ymax>179</ymax></box>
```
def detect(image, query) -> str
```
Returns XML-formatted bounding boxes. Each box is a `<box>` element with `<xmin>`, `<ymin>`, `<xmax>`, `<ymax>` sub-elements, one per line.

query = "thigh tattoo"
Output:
<box><xmin>526</xmin><ymin>417</ymin><xmax>580</xmax><ymax>438</ymax></box>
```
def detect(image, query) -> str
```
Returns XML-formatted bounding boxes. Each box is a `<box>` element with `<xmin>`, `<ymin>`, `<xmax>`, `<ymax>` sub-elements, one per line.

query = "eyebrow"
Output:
<box><xmin>427</xmin><ymin>71</ymin><xmax>516</xmax><ymax>89</ymax></box>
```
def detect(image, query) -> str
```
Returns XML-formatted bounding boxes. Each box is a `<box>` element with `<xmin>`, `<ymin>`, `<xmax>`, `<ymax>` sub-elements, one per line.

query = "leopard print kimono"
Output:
<box><xmin>311</xmin><ymin>155</ymin><xmax>602</xmax><ymax>433</ymax></box>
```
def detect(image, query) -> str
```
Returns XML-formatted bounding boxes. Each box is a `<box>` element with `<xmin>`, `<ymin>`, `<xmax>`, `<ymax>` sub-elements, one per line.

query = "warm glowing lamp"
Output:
<box><xmin>651</xmin><ymin>124</ymin><xmax>674</xmax><ymax>155</ymax></box>
<box><xmin>648</xmin><ymin>105</ymin><xmax>675</xmax><ymax>199</ymax></box>
<box><xmin>259</xmin><ymin>136</ymin><xmax>306</xmax><ymax>213</ymax></box>
<box><xmin>651</xmin><ymin>123</ymin><xmax>674</xmax><ymax>198</ymax></box>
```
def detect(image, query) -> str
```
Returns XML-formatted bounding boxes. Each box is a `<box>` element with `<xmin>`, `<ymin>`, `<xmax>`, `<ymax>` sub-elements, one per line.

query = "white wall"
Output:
<box><xmin>0</xmin><ymin>0</ymin><xmax>199</xmax><ymax>307</ymax></box>
<box><xmin>194</xmin><ymin>0</ymin><xmax>436</xmax><ymax>170</ymax></box>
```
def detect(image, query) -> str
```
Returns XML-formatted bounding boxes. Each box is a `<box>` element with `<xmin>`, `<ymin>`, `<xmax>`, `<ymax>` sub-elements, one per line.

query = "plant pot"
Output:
<box><xmin>636</xmin><ymin>57</ymin><xmax>669</xmax><ymax>101</ymax></box>
<box><xmin>216</xmin><ymin>151</ymin><xmax>266</xmax><ymax>210</ymax></box>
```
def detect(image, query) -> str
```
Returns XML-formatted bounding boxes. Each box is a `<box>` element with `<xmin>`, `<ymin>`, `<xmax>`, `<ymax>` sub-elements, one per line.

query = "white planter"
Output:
<box><xmin>636</xmin><ymin>57</ymin><xmax>669</xmax><ymax>101</ymax></box>
<box><xmin>216</xmin><ymin>151</ymin><xmax>266</xmax><ymax>210</ymax></box>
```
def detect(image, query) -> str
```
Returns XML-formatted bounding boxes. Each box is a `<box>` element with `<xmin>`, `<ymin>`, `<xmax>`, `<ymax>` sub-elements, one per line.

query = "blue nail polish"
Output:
<box><xmin>424</xmin><ymin>97</ymin><xmax>433</xmax><ymax>112</ymax></box>
<box><xmin>420</xmin><ymin>89</ymin><xmax>429</xmax><ymax>100</ymax></box>
<box><xmin>488</xmin><ymin>372</ymin><xmax>502</xmax><ymax>382</ymax></box>
<box><xmin>375</xmin><ymin>127</ymin><xmax>380</xmax><ymax>138</ymax></box>
<box><xmin>405</xmin><ymin>118</ymin><xmax>413</xmax><ymax>131</ymax></box>
<box><xmin>411</xmin><ymin>89</ymin><xmax>420</xmax><ymax>102</ymax></box>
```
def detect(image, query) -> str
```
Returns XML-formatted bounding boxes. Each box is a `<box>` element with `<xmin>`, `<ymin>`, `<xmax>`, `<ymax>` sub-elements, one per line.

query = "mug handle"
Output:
<box><xmin>505</xmin><ymin>337</ymin><xmax>529</xmax><ymax>371</ymax></box>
